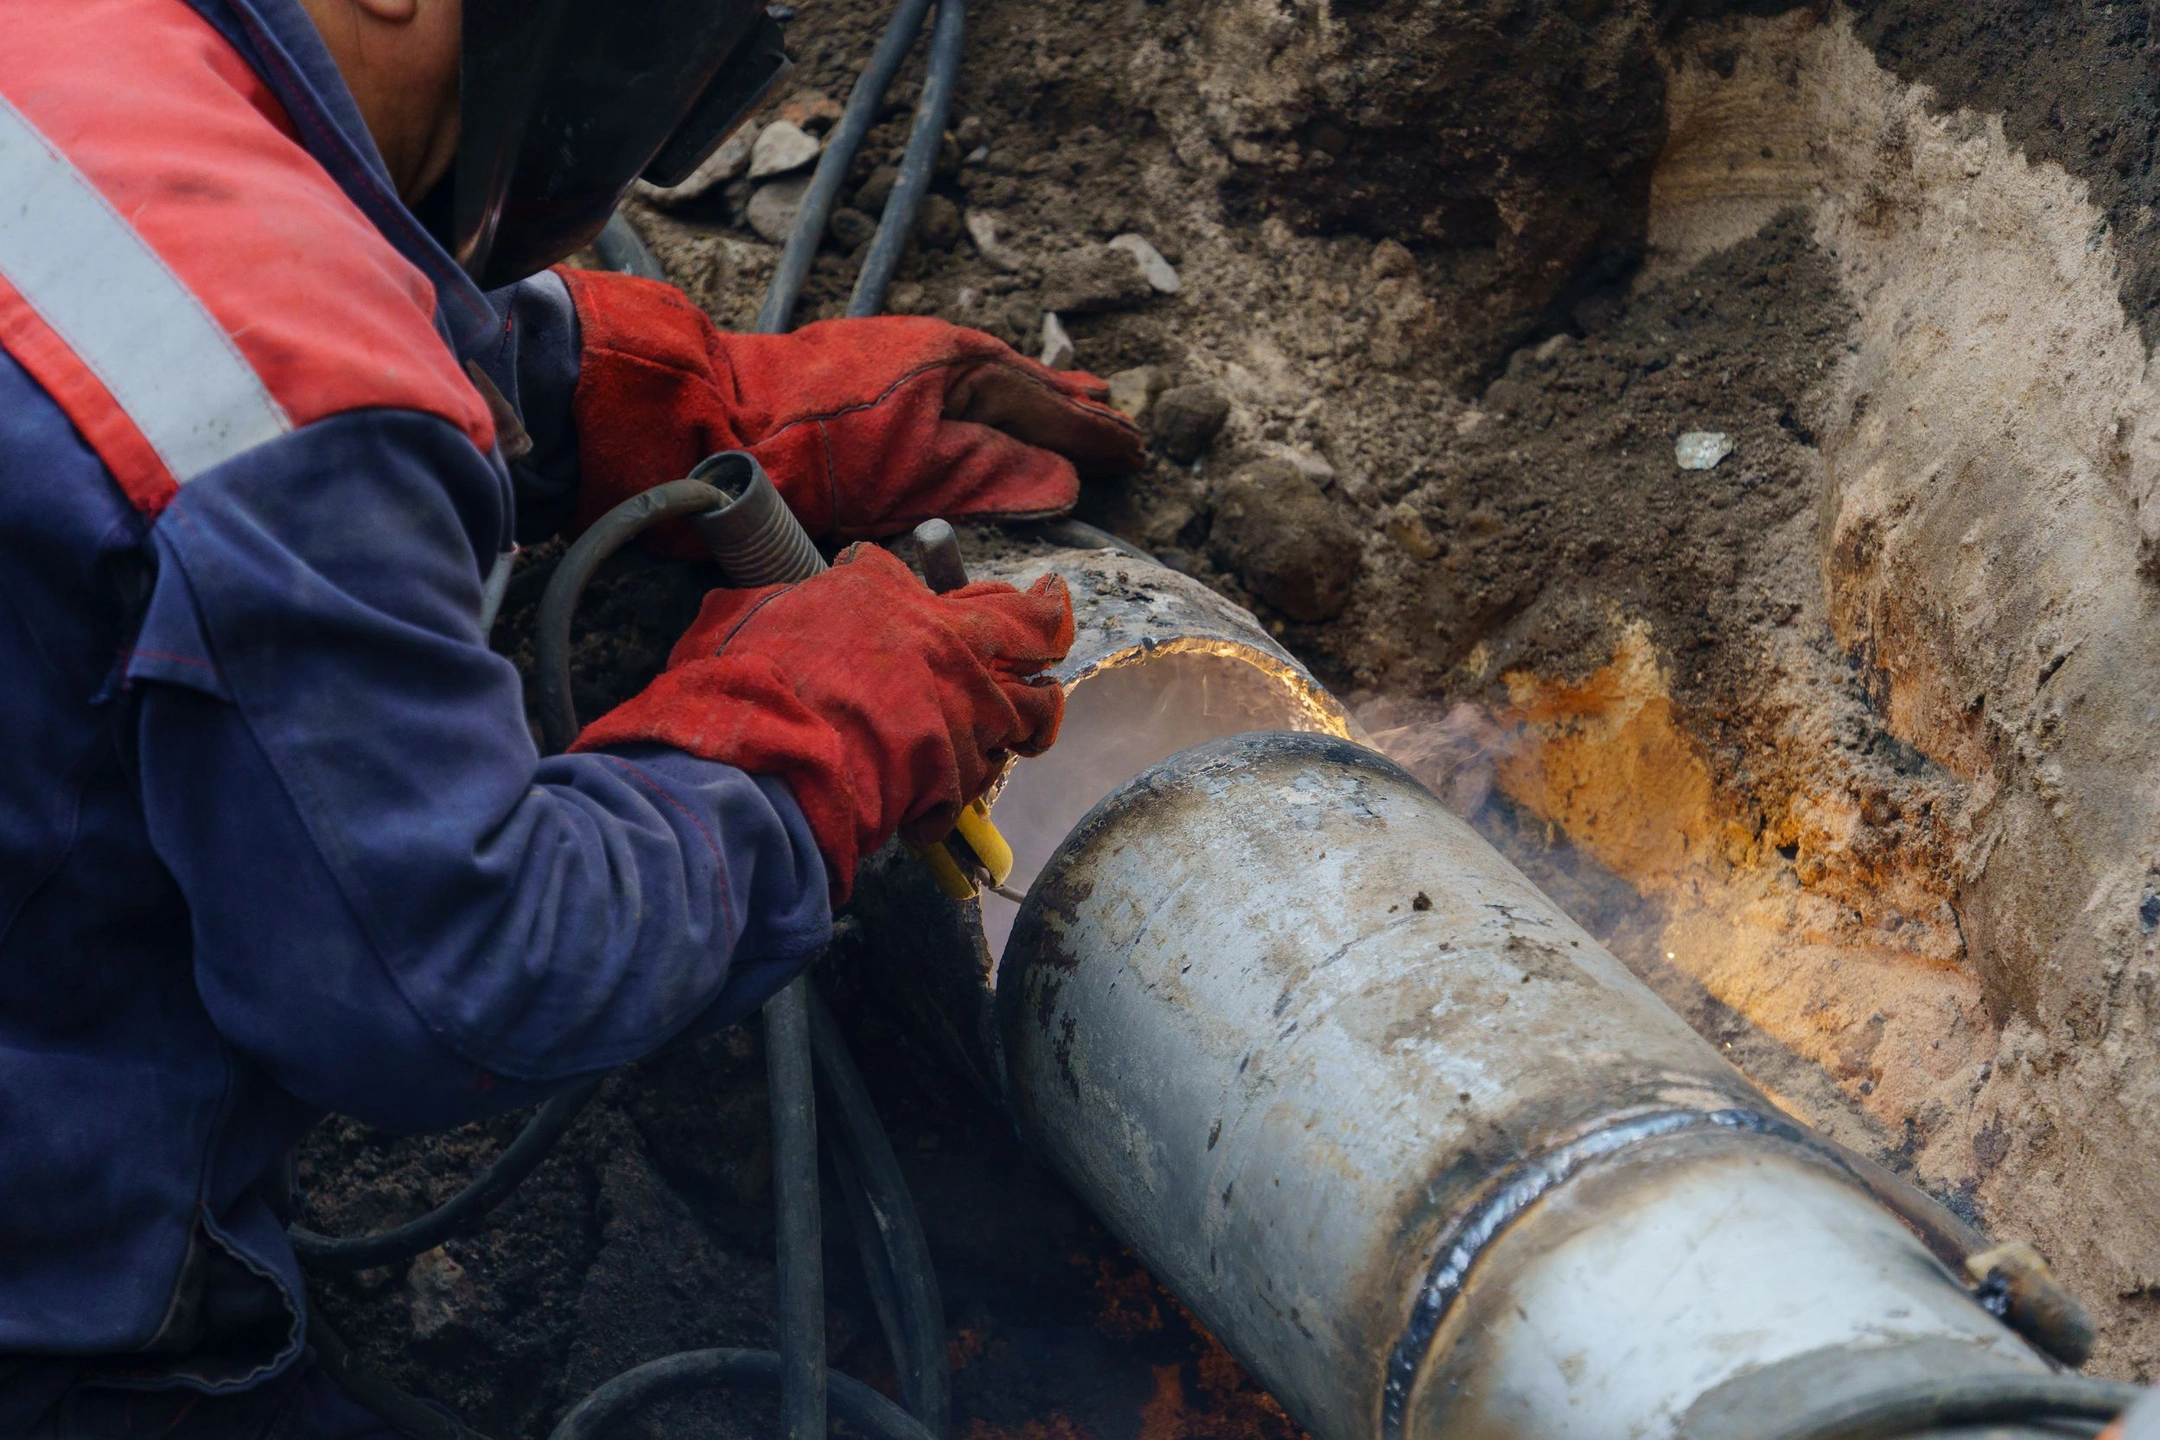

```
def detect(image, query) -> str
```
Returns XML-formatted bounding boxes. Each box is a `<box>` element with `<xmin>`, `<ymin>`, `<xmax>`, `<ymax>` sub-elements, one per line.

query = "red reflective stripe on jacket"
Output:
<box><xmin>0</xmin><ymin>0</ymin><xmax>493</xmax><ymax>511</ymax></box>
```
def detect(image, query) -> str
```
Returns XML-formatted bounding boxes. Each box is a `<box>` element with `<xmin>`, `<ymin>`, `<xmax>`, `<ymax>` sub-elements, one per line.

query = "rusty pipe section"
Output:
<box><xmin>853</xmin><ymin>543</ymin><xmax>2058</xmax><ymax>1440</ymax></box>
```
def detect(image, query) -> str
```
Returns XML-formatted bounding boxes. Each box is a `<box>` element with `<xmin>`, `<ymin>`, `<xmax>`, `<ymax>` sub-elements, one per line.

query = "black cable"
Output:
<box><xmin>765</xmin><ymin>982</ymin><xmax>827</xmax><ymax>1440</ymax></box>
<box><xmin>290</xmin><ymin>1079</ymin><xmax>603</xmax><ymax>1272</ymax></box>
<box><xmin>1753</xmin><ymin>1373</ymin><xmax>2144</xmax><ymax>1440</ymax></box>
<box><xmin>749</xmin><ymin>9</ymin><xmax>962</xmax><ymax>1429</ymax></box>
<box><xmin>545</xmin><ymin>1348</ymin><xmax>938</xmax><ymax>1440</ymax></box>
<box><xmin>311</xmin><ymin>1312</ymin><xmax>497</xmax><ymax>1440</ymax></box>
<box><xmin>847</xmin><ymin>0</ymin><xmax>965</xmax><ymax>318</ymax></box>
<box><xmin>809</xmin><ymin>989</ymin><xmax>949</xmax><ymax>1436</ymax></box>
<box><xmin>757</xmin><ymin>0</ymin><xmax>938</xmax><ymax>334</ymax></box>
<box><xmin>532</xmin><ymin>477</ymin><xmax>732</xmax><ymax>754</ymax></box>
<box><xmin>594</xmin><ymin>211</ymin><xmax>667</xmax><ymax>283</ymax></box>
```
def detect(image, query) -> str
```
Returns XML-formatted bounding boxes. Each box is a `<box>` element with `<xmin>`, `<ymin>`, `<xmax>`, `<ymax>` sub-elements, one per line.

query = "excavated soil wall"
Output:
<box><xmin>305</xmin><ymin>0</ymin><xmax>2160</xmax><ymax>1431</ymax></box>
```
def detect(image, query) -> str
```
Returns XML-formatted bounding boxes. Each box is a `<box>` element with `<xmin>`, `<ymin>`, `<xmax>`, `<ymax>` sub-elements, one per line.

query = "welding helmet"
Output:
<box><xmin>450</xmin><ymin>0</ymin><xmax>790</xmax><ymax>288</ymax></box>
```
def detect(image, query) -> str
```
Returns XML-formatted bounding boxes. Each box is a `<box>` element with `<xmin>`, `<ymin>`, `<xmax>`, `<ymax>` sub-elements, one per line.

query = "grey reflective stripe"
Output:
<box><xmin>0</xmin><ymin>95</ymin><xmax>289</xmax><ymax>482</ymax></box>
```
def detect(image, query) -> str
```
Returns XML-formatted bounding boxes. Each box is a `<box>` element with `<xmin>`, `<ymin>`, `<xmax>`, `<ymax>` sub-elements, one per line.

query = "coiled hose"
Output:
<box><xmin>292</xmin><ymin>5</ymin><xmax>969</xmax><ymax>1436</ymax></box>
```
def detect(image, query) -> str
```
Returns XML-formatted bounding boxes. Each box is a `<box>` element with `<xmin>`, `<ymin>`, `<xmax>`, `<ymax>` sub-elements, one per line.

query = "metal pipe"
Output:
<box><xmin>997</xmin><ymin>732</ymin><xmax>2059</xmax><ymax>1439</ymax></box>
<box><xmin>846</xmin><ymin>543</ymin><xmax>2109</xmax><ymax>1440</ymax></box>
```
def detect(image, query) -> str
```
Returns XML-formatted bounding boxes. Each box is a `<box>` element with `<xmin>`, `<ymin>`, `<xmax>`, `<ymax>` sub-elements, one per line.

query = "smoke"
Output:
<box><xmin>1353</xmin><ymin>694</ymin><xmax>1515</xmax><ymax>820</ymax></box>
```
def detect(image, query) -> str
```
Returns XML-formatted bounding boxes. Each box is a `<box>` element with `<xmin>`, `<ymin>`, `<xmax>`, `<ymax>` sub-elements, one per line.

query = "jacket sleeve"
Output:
<box><xmin>129</xmin><ymin>407</ymin><xmax>831</xmax><ymax>1134</ymax></box>
<box><xmin>476</xmin><ymin>267</ymin><xmax>585</xmax><ymax>544</ymax></box>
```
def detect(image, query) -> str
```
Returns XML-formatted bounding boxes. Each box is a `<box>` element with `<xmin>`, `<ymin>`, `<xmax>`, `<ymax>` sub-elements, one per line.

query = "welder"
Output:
<box><xmin>0</xmin><ymin>0</ymin><xmax>1142</xmax><ymax>1434</ymax></box>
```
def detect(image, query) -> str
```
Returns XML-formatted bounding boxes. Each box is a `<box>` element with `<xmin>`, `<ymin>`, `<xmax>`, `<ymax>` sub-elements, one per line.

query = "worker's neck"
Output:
<box><xmin>297</xmin><ymin>0</ymin><xmax>463</xmax><ymax>203</ymax></box>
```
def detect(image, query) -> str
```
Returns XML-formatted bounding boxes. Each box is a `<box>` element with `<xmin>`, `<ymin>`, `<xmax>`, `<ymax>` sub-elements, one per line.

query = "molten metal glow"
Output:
<box><xmin>980</xmin><ymin>645</ymin><xmax>1346</xmax><ymax>958</ymax></box>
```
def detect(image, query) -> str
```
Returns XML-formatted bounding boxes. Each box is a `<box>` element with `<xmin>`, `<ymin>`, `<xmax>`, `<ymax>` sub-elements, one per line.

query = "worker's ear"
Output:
<box><xmin>353</xmin><ymin>0</ymin><xmax>421</xmax><ymax>21</ymax></box>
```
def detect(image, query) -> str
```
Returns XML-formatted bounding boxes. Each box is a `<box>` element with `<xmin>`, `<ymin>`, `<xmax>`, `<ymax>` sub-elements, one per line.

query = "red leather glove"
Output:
<box><xmin>557</xmin><ymin>267</ymin><xmax>1145</xmax><ymax>553</ymax></box>
<box><xmin>571</xmin><ymin>543</ymin><xmax>1073</xmax><ymax>901</ymax></box>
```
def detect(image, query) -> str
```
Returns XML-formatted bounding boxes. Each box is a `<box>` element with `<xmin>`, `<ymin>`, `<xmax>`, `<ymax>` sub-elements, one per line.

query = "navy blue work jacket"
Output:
<box><xmin>0</xmin><ymin>0</ymin><xmax>831</xmax><ymax>1417</ymax></box>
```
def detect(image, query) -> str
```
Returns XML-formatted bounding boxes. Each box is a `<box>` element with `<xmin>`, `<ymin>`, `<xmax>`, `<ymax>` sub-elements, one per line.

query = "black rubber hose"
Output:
<box><xmin>1756</xmin><ymin>1374</ymin><xmax>2145</xmax><ymax>1440</ymax></box>
<box><xmin>311</xmin><ymin>1311</ymin><xmax>499</xmax><ymax>1440</ymax></box>
<box><xmin>821</xmin><ymin>1127</ymin><xmax>911</xmax><ymax>1402</ymax></box>
<box><xmin>744</xmin><ymin>19</ymin><xmax>993</xmax><ymax>1406</ymax></box>
<box><xmin>546</xmin><ymin>1348</ymin><xmax>939</xmax><ymax>1440</ymax></box>
<box><xmin>765</xmin><ymin>981</ymin><xmax>827</xmax><ymax>1440</ymax></box>
<box><xmin>594</xmin><ymin>210</ymin><xmax>667</xmax><ymax>283</ymax></box>
<box><xmin>809</xmin><ymin>989</ymin><xmax>949</xmax><ymax>1435</ymax></box>
<box><xmin>530</xmin><ymin>470</ymin><xmax>845</xmax><ymax>1440</ymax></box>
<box><xmin>847</xmin><ymin>0</ymin><xmax>966</xmax><ymax>318</ymax></box>
<box><xmin>756</xmin><ymin>0</ymin><xmax>938</xmax><ymax>334</ymax></box>
<box><xmin>532</xmin><ymin>478</ymin><xmax>730</xmax><ymax>754</ymax></box>
<box><xmin>290</xmin><ymin>1079</ymin><xmax>604</xmax><ymax>1272</ymax></box>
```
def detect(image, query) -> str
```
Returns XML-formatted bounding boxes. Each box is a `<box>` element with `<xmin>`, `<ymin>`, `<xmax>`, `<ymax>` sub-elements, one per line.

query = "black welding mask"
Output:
<box><xmin>450</xmin><ymin>0</ymin><xmax>790</xmax><ymax>288</ymax></box>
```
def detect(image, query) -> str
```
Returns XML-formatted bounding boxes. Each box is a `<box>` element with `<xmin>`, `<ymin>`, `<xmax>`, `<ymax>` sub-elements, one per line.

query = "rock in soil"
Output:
<box><xmin>1674</xmin><ymin>431</ymin><xmax>1735</xmax><ymax>470</ymax></box>
<box><xmin>1107</xmin><ymin>365</ymin><xmax>1165</xmax><ymax>420</ymax></box>
<box><xmin>1039</xmin><ymin>310</ymin><xmax>1075</xmax><ymax>370</ymax></box>
<box><xmin>1148</xmin><ymin>383</ymin><xmax>1230</xmax><ymax>463</ymax></box>
<box><xmin>962</xmin><ymin>209</ymin><xmax>1025</xmax><ymax>273</ymax></box>
<box><xmin>1208</xmin><ymin>458</ymin><xmax>1362</xmax><ymax>622</ymax></box>
<box><xmin>1108</xmin><ymin>233</ymin><xmax>1180</xmax><ymax>293</ymax></box>
<box><xmin>744</xmin><ymin>175</ymin><xmax>811</xmax><ymax>243</ymax></box>
<box><xmin>1039</xmin><ymin>243</ymin><xmax>1155</xmax><ymax>314</ymax></box>
<box><xmin>747</xmin><ymin>119</ymin><xmax>820</xmax><ymax>181</ymax></box>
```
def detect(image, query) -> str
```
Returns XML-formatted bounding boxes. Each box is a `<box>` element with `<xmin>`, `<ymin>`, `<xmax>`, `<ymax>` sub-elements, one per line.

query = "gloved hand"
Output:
<box><xmin>571</xmin><ymin>543</ymin><xmax>1073</xmax><ymax>900</ymax></box>
<box><xmin>557</xmin><ymin>267</ymin><xmax>1145</xmax><ymax>553</ymax></box>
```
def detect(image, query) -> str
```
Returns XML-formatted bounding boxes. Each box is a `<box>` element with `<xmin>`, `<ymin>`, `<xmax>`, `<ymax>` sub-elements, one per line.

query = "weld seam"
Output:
<box><xmin>1380</xmin><ymin>1106</ymin><xmax>1836</xmax><ymax>1440</ymax></box>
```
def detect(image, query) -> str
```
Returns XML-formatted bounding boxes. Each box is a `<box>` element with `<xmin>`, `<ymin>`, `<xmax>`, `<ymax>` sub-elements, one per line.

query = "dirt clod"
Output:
<box><xmin>919</xmin><ymin>193</ymin><xmax>965</xmax><ymax>250</ymax></box>
<box><xmin>1040</xmin><ymin>244</ymin><xmax>1156</xmax><ymax>315</ymax></box>
<box><xmin>1148</xmin><ymin>384</ymin><xmax>1229</xmax><ymax>463</ymax></box>
<box><xmin>1209</xmin><ymin>459</ymin><xmax>1361</xmax><ymax>623</ymax></box>
<box><xmin>829</xmin><ymin>206</ymin><xmax>877</xmax><ymax>252</ymax></box>
<box><xmin>856</xmin><ymin>163</ymin><xmax>900</xmax><ymax>214</ymax></box>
